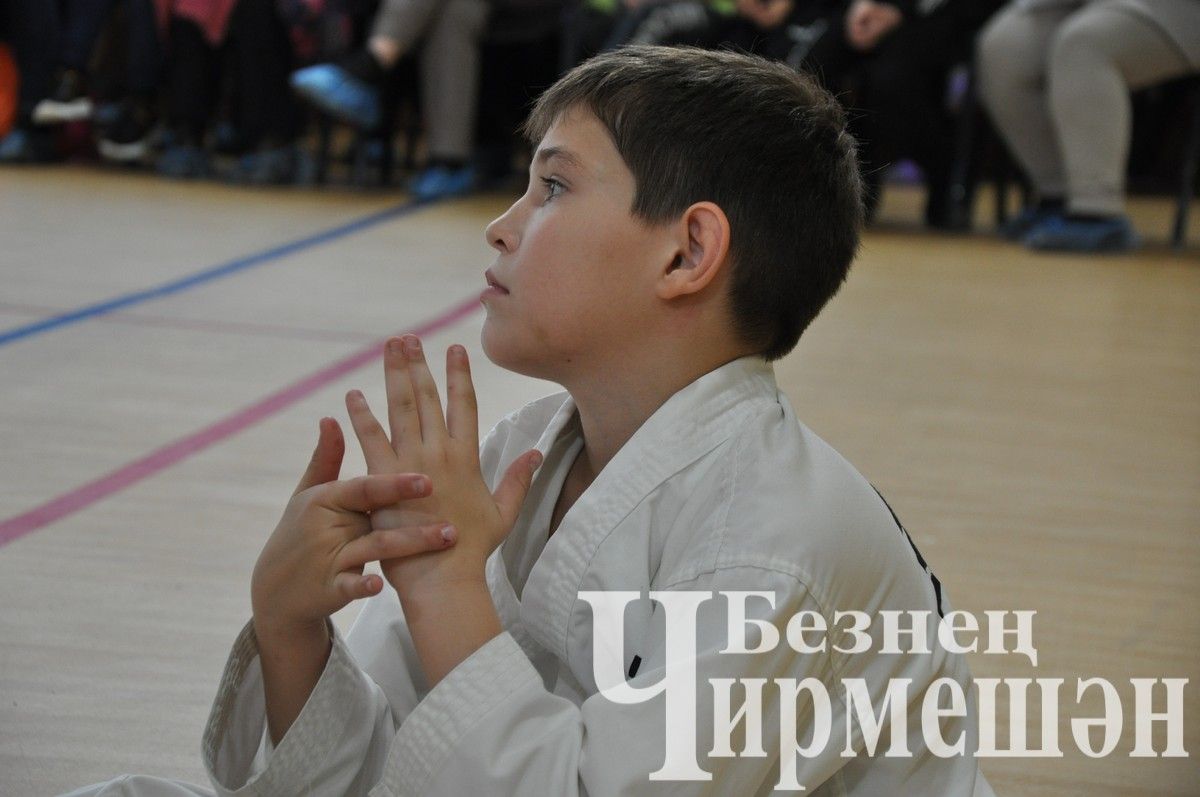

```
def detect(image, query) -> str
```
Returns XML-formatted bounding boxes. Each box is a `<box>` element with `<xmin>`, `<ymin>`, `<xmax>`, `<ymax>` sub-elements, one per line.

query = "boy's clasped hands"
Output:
<box><xmin>251</xmin><ymin>334</ymin><xmax>543</xmax><ymax>646</ymax></box>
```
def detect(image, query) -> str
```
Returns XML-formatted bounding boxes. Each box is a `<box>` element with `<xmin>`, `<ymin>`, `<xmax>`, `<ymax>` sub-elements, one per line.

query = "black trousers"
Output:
<box><xmin>799</xmin><ymin>1</ymin><xmax>1005</xmax><ymax>218</ymax></box>
<box><xmin>2</xmin><ymin>0</ymin><xmax>59</xmax><ymax>121</ymax></box>
<box><xmin>60</xmin><ymin>0</ymin><xmax>160</xmax><ymax>93</ymax></box>
<box><xmin>166</xmin><ymin>0</ymin><xmax>299</xmax><ymax>148</ymax></box>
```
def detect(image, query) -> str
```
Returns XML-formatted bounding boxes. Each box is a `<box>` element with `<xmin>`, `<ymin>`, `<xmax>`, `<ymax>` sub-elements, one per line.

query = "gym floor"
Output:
<box><xmin>1</xmin><ymin>168</ymin><xmax>1196</xmax><ymax>795</ymax></box>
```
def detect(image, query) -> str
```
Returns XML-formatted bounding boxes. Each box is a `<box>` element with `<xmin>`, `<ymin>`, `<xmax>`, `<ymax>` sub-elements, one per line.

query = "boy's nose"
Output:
<box><xmin>485</xmin><ymin>204</ymin><xmax>520</xmax><ymax>253</ymax></box>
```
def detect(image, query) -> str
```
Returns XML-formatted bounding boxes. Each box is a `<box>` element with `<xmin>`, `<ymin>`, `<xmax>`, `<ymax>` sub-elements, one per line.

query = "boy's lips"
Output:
<box><xmin>484</xmin><ymin>269</ymin><xmax>510</xmax><ymax>294</ymax></box>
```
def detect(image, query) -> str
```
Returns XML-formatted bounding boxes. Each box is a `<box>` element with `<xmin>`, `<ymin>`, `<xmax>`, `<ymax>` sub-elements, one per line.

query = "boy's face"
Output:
<box><xmin>481</xmin><ymin>108</ymin><xmax>674</xmax><ymax>382</ymax></box>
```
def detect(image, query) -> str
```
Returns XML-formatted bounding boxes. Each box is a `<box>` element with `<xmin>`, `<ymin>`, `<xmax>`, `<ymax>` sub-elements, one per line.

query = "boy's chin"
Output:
<box><xmin>481</xmin><ymin>326</ymin><xmax>556</xmax><ymax>383</ymax></box>
<box><xmin>480</xmin><ymin>325</ymin><xmax>527</xmax><ymax>374</ymax></box>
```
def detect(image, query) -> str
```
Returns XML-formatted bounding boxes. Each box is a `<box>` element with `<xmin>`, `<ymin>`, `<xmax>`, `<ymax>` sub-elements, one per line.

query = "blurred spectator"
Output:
<box><xmin>790</xmin><ymin>0</ymin><xmax>1005</xmax><ymax>228</ymax></box>
<box><xmin>626</xmin><ymin>0</ymin><xmax>798</xmax><ymax>54</ymax></box>
<box><xmin>160</xmin><ymin>0</ymin><xmax>304</xmax><ymax>183</ymax></box>
<box><xmin>29</xmin><ymin>0</ymin><xmax>163</xmax><ymax>163</ymax></box>
<box><xmin>276</xmin><ymin>0</ymin><xmax>367</xmax><ymax>67</ymax></box>
<box><xmin>560</xmin><ymin>0</ymin><xmax>1004</xmax><ymax>228</ymax></box>
<box><xmin>563</xmin><ymin>0</ymin><xmax>799</xmax><ymax>64</ymax></box>
<box><xmin>290</xmin><ymin>0</ymin><xmax>490</xmax><ymax>199</ymax></box>
<box><xmin>560</xmin><ymin>0</ymin><xmax>664</xmax><ymax>66</ymax></box>
<box><xmin>0</xmin><ymin>0</ymin><xmax>60</xmax><ymax>162</ymax></box>
<box><xmin>978</xmin><ymin>0</ymin><xmax>1200</xmax><ymax>252</ymax></box>
<box><xmin>477</xmin><ymin>0</ymin><xmax>566</xmax><ymax>184</ymax></box>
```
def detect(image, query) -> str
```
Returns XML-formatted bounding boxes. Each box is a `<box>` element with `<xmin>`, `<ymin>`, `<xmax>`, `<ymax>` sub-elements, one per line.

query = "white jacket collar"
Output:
<box><xmin>518</xmin><ymin>355</ymin><xmax>781</xmax><ymax>659</ymax></box>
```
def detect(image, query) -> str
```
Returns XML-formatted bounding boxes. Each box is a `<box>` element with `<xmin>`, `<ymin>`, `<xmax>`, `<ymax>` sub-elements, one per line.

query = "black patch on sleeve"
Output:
<box><xmin>872</xmin><ymin>486</ymin><xmax>945</xmax><ymax>618</ymax></box>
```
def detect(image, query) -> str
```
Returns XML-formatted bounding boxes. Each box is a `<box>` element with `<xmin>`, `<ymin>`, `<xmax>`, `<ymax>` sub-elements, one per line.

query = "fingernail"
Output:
<box><xmin>387</xmin><ymin>339</ymin><xmax>401</xmax><ymax>355</ymax></box>
<box><xmin>404</xmin><ymin>336</ymin><xmax>421</xmax><ymax>355</ymax></box>
<box><xmin>410</xmin><ymin>476</ymin><xmax>428</xmax><ymax>492</ymax></box>
<box><xmin>440</xmin><ymin>525</ymin><xmax>457</xmax><ymax>544</ymax></box>
<box><xmin>530</xmin><ymin>452</ymin><xmax>543</xmax><ymax>469</ymax></box>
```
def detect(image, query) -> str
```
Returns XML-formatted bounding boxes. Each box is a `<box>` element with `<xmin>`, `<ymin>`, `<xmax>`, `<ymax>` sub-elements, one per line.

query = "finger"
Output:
<box><xmin>345</xmin><ymin>389</ymin><xmax>398</xmax><ymax>467</ymax></box>
<box><xmin>492</xmin><ymin>449</ymin><xmax>544</xmax><ymax>529</ymax></box>
<box><xmin>384</xmin><ymin>337</ymin><xmax>421</xmax><ymax>454</ymax></box>
<box><xmin>333</xmin><ymin>570</ymin><xmax>384</xmax><ymax>602</ymax></box>
<box><xmin>402</xmin><ymin>335</ymin><xmax>448</xmax><ymax>444</ymax></box>
<box><xmin>293</xmin><ymin>417</ymin><xmax>345</xmax><ymax>496</ymax></box>
<box><xmin>334</xmin><ymin>523</ymin><xmax>456</xmax><ymax>570</ymax></box>
<box><xmin>445</xmin><ymin>345</ymin><xmax>479</xmax><ymax>446</ymax></box>
<box><xmin>328</xmin><ymin>472</ymin><xmax>432</xmax><ymax>513</ymax></box>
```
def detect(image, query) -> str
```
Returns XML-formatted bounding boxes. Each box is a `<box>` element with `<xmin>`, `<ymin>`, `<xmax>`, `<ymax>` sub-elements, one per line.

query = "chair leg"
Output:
<box><xmin>315</xmin><ymin>117</ymin><xmax>332</xmax><ymax>186</ymax></box>
<box><xmin>378</xmin><ymin>108</ymin><xmax>397</xmax><ymax>188</ymax></box>
<box><xmin>351</xmin><ymin>131</ymin><xmax>370</xmax><ymax>187</ymax></box>
<box><xmin>995</xmin><ymin>148</ymin><xmax>1009</xmax><ymax>228</ymax></box>
<box><xmin>1172</xmin><ymin>92</ymin><xmax>1200</xmax><ymax>250</ymax></box>
<box><xmin>946</xmin><ymin>66</ymin><xmax>977</xmax><ymax>231</ymax></box>
<box><xmin>403</xmin><ymin>102</ymin><xmax>420</xmax><ymax>174</ymax></box>
<box><xmin>379</xmin><ymin>136</ymin><xmax>395</xmax><ymax>186</ymax></box>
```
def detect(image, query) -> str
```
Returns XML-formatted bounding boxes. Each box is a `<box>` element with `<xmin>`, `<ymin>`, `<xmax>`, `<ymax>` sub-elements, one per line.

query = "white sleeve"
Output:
<box><xmin>365</xmin><ymin>568</ymin><xmax>840</xmax><ymax>797</ymax></box>
<box><xmin>200</xmin><ymin>618</ymin><xmax>402</xmax><ymax>796</ymax></box>
<box><xmin>199</xmin><ymin>416</ymin><xmax>530</xmax><ymax>796</ymax></box>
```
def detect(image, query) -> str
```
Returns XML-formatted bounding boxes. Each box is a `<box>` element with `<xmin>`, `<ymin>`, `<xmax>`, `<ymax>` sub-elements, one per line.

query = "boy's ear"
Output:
<box><xmin>657</xmin><ymin>201</ymin><xmax>731</xmax><ymax>300</ymax></box>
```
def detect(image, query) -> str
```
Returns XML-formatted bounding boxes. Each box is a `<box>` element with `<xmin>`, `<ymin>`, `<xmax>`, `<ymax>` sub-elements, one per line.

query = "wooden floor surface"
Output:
<box><xmin>0</xmin><ymin>168</ymin><xmax>1196</xmax><ymax>795</ymax></box>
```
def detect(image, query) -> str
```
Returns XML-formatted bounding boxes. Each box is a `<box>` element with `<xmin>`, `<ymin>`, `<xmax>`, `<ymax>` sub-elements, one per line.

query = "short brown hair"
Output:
<box><xmin>523</xmin><ymin>45</ymin><xmax>862</xmax><ymax>361</ymax></box>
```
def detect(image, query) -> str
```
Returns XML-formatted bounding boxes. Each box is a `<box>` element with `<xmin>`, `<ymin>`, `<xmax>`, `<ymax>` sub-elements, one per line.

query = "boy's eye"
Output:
<box><xmin>540</xmin><ymin>176</ymin><xmax>565</xmax><ymax>203</ymax></box>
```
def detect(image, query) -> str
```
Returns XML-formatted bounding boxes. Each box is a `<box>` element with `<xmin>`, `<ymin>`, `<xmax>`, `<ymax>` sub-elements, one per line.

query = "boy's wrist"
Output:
<box><xmin>389</xmin><ymin>556</ymin><xmax>490</xmax><ymax>601</ymax></box>
<box><xmin>394</xmin><ymin>575</ymin><xmax>502</xmax><ymax>685</ymax></box>
<box><xmin>252</xmin><ymin>613</ymin><xmax>330</xmax><ymax>653</ymax></box>
<box><xmin>253</xmin><ymin>614</ymin><xmax>334</xmax><ymax>746</ymax></box>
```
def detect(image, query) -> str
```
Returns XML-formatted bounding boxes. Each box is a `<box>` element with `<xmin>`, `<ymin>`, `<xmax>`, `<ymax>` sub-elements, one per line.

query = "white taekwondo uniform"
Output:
<box><xmin>67</xmin><ymin>356</ymin><xmax>995</xmax><ymax>797</ymax></box>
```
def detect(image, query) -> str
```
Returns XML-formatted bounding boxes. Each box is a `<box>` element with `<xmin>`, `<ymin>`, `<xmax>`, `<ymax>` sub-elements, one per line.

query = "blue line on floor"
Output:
<box><xmin>0</xmin><ymin>197</ymin><xmax>432</xmax><ymax>348</ymax></box>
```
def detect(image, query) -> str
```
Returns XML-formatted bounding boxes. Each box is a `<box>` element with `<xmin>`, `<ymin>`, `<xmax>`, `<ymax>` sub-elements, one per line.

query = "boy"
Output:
<box><xmin>71</xmin><ymin>45</ymin><xmax>992</xmax><ymax>795</ymax></box>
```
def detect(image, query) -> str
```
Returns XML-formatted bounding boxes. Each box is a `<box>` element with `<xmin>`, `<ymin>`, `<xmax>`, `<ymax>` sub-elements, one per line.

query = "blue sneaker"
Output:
<box><xmin>290</xmin><ymin>64</ymin><xmax>381</xmax><ymax>131</ymax></box>
<box><xmin>157</xmin><ymin>144</ymin><xmax>212</xmax><ymax>179</ymax></box>
<box><xmin>999</xmin><ymin>204</ymin><xmax>1064</xmax><ymax>240</ymax></box>
<box><xmin>409</xmin><ymin>164</ymin><xmax>476</xmax><ymax>200</ymax></box>
<box><xmin>0</xmin><ymin>127</ymin><xmax>59</xmax><ymax>163</ymax></box>
<box><xmin>1023</xmin><ymin>214</ymin><xmax>1140</xmax><ymax>253</ymax></box>
<box><xmin>0</xmin><ymin>128</ymin><xmax>36</xmax><ymax>162</ymax></box>
<box><xmin>225</xmin><ymin>146</ymin><xmax>314</xmax><ymax>186</ymax></box>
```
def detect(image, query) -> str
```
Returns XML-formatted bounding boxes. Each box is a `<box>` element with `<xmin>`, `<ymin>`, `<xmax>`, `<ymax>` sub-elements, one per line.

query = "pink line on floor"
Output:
<box><xmin>0</xmin><ymin>295</ymin><xmax>482</xmax><ymax>547</ymax></box>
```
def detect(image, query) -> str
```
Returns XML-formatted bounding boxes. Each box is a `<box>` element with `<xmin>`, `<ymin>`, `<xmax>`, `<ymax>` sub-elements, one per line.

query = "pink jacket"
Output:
<box><xmin>153</xmin><ymin>0</ymin><xmax>241</xmax><ymax>46</ymax></box>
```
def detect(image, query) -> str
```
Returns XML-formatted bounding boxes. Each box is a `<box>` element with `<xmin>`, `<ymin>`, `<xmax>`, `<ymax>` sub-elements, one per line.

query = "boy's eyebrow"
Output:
<box><xmin>532</xmin><ymin>146</ymin><xmax>586</xmax><ymax>174</ymax></box>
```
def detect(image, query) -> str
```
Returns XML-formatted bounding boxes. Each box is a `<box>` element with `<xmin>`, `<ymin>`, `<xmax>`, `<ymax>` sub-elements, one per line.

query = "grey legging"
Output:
<box><xmin>977</xmin><ymin>0</ymin><xmax>1200</xmax><ymax>216</ymax></box>
<box><xmin>371</xmin><ymin>0</ymin><xmax>489</xmax><ymax>161</ymax></box>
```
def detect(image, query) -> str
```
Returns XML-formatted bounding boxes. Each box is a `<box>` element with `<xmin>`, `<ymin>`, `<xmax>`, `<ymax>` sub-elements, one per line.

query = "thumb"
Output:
<box><xmin>492</xmin><ymin>449</ymin><xmax>544</xmax><ymax>529</ymax></box>
<box><xmin>293</xmin><ymin>417</ymin><xmax>345</xmax><ymax>496</ymax></box>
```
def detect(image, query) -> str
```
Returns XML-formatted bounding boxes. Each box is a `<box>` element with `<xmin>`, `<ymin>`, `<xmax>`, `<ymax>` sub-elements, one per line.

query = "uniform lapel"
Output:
<box><xmin>519</xmin><ymin>356</ymin><xmax>781</xmax><ymax>667</ymax></box>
